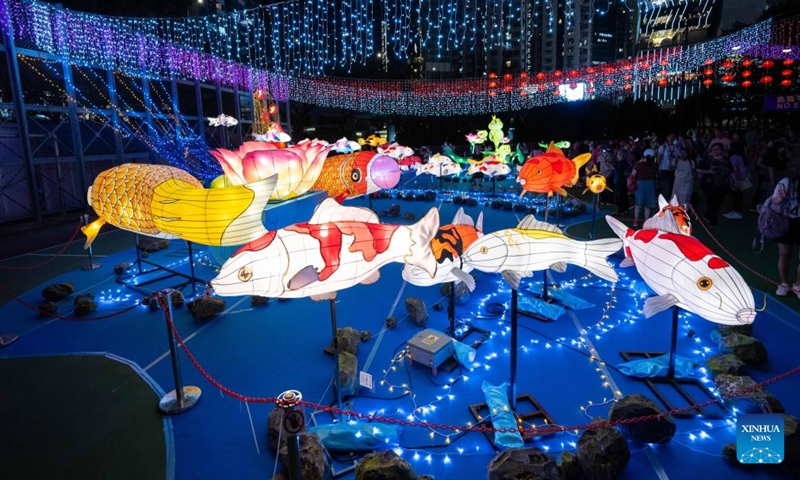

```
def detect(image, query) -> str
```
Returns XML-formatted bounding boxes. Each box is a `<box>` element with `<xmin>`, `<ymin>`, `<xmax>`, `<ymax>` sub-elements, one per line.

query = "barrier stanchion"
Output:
<box><xmin>277</xmin><ymin>390</ymin><xmax>304</xmax><ymax>480</ymax></box>
<box><xmin>81</xmin><ymin>214</ymin><xmax>101</xmax><ymax>270</ymax></box>
<box><xmin>0</xmin><ymin>330</ymin><xmax>19</xmax><ymax>347</ymax></box>
<box><xmin>158</xmin><ymin>290</ymin><xmax>202</xmax><ymax>414</ymax></box>
<box><xmin>330</xmin><ymin>298</ymin><xmax>343</xmax><ymax>419</ymax></box>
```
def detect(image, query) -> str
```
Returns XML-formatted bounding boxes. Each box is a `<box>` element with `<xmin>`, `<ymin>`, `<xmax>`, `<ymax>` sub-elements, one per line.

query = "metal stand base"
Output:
<box><xmin>469</xmin><ymin>393</ymin><xmax>556</xmax><ymax>448</ymax></box>
<box><xmin>0</xmin><ymin>333</ymin><xmax>20</xmax><ymax>347</ymax></box>
<box><xmin>158</xmin><ymin>386</ymin><xmax>202</xmax><ymax>415</ymax></box>
<box><xmin>82</xmin><ymin>263</ymin><xmax>102</xmax><ymax>271</ymax></box>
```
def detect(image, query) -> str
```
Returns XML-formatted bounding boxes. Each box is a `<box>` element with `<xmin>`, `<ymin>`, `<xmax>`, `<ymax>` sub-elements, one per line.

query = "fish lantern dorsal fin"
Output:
<box><xmin>476</xmin><ymin>212</ymin><xmax>484</xmax><ymax>233</ymax></box>
<box><xmin>516</xmin><ymin>214</ymin><xmax>564</xmax><ymax>234</ymax></box>
<box><xmin>310</xmin><ymin>198</ymin><xmax>379</xmax><ymax>224</ymax></box>
<box><xmin>451</xmin><ymin>207</ymin><xmax>474</xmax><ymax>227</ymax></box>
<box><xmin>658</xmin><ymin>194</ymin><xmax>669</xmax><ymax>211</ymax></box>
<box><xmin>545</xmin><ymin>141</ymin><xmax>563</xmax><ymax>155</ymax></box>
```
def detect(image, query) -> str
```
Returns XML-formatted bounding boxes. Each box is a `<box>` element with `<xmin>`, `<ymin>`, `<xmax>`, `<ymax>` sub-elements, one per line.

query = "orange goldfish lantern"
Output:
<box><xmin>583</xmin><ymin>166</ymin><xmax>611</xmax><ymax>195</ymax></box>
<box><xmin>518</xmin><ymin>142</ymin><xmax>592</xmax><ymax>197</ymax></box>
<box><xmin>312</xmin><ymin>151</ymin><xmax>400</xmax><ymax>203</ymax></box>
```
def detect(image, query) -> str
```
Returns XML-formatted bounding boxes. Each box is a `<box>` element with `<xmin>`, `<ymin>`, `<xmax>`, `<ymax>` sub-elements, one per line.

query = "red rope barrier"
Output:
<box><xmin>0</xmin><ymin>281</ymin><xmax>147</xmax><ymax>321</ymax></box>
<box><xmin>158</xmin><ymin>294</ymin><xmax>800</xmax><ymax>435</ymax></box>
<box><xmin>0</xmin><ymin>224</ymin><xmax>83</xmax><ymax>271</ymax></box>
<box><xmin>688</xmin><ymin>207</ymin><xmax>779</xmax><ymax>286</ymax></box>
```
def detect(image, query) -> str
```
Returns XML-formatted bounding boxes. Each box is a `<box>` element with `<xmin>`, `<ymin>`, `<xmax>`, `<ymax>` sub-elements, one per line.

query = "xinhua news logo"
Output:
<box><xmin>737</xmin><ymin>414</ymin><xmax>784</xmax><ymax>464</ymax></box>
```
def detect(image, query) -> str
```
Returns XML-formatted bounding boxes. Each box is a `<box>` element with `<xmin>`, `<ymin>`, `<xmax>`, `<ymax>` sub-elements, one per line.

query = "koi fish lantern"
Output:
<box><xmin>207</xmin><ymin>114</ymin><xmax>238</xmax><ymax>127</ymax></box>
<box><xmin>605</xmin><ymin>215</ymin><xmax>755</xmax><ymax>325</ymax></box>
<box><xmin>417</xmin><ymin>154</ymin><xmax>462</xmax><ymax>177</ymax></box>
<box><xmin>358</xmin><ymin>135</ymin><xmax>388</xmax><ymax>148</ymax></box>
<box><xmin>210</xmin><ymin>199</ymin><xmax>439</xmax><ymax>301</ymax></box>
<box><xmin>210</xmin><ymin>139</ymin><xmax>332</xmax><ymax>201</ymax></box>
<box><xmin>518</xmin><ymin>142</ymin><xmax>591</xmax><ymax>197</ymax></box>
<box><xmin>377</xmin><ymin>143</ymin><xmax>414</xmax><ymax>160</ymax></box>
<box><xmin>583</xmin><ymin>166</ymin><xmax>610</xmax><ymax>195</ymax></box>
<box><xmin>644</xmin><ymin>195</ymin><xmax>691</xmax><ymax>235</ymax></box>
<box><xmin>402</xmin><ymin>208</ymin><xmax>483</xmax><ymax>290</ymax></box>
<box><xmin>82</xmin><ymin>164</ymin><xmax>278</xmax><ymax>248</ymax></box>
<box><xmin>398</xmin><ymin>155</ymin><xmax>422</xmax><ymax>172</ymax></box>
<box><xmin>312</xmin><ymin>151</ymin><xmax>401</xmax><ymax>202</ymax></box>
<box><xmin>331</xmin><ymin>138</ymin><xmax>362</xmax><ymax>154</ymax></box>
<box><xmin>466</xmin><ymin>157</ymin><xmax>512</xmax><ymax>178</ymax></box>
<box><xmin>462</xmin><ymin>215</ymin><xmax>622</xmax><ymax>289</ymax></box>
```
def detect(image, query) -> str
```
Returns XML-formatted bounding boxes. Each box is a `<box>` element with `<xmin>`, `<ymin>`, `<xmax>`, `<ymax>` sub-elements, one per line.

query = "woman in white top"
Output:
<box><xmin>771</xmin><ymin>175</ymin><xmax>800</xmax><ymax>297</ymax></box>
<box><xmin>672</xmin><ymin>149</ymin><xmax>695</xmax><ymax>207</ymax></box>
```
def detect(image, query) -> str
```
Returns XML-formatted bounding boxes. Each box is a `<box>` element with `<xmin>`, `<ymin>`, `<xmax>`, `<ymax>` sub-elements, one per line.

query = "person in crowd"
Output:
<box><xmin>613</xmin><ymin>148</ymin><xmax>631</xmax><ymax>214</ymax></box>
<box><xmin>724</xmin><ymin>142</ymin><xmax>751</xmax><ymax>220</ymax></box>
<box><xmin>708</xmin><ymin>128</ymin><xmax>731</xmax><ymax>152</ymax></box>
<box><xmin>696</xmin><ymin>143</ymin><xmax>733</xmax><ymax>228</ymax></box>
<box><xmin>597</xmin><ymin>147</ymin><xmax>616</xmax><ymax>205</ymax></box>
<box><xmin>745</xmin><ymin>126</ymin><xmax>761</xmax><ymax>164</ymax></box>
<box><xmin>672</xmin><ymin>147</ymin><xmax>695</xmax><ymax>208</ymax></box>
<box><xmin>770</xmin><ymin>174</ymin><xmax>800</xmax><ymax>297</ymax></box>
<box><xmin>631</xmin><ymin>149</ymin><xmax>657</xmax><ymax>227</ymax></box>
<box><xmin>657</xmin><ymin>133</ymin><xmax>679</xmax><ymax>198</ymax></box>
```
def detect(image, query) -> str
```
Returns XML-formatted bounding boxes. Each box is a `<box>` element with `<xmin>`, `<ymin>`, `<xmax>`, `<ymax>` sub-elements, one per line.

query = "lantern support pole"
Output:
<box><xmin>667</xmin><ymin>306</ymin><xmax>679</xmax><ymax>380</ymax></box>
<box><xmin>590</xmin><ymin>192</ymin><xmax>599</xmax><ymax>240</ymax></box>
<box><xmin>81</xmin><ymin>214</ymin><xmax>101</xmax><ymax>271</ymax></box>
<box><xmin>158</xmin><ymin>290</ymin><xmax>202</xmax><ymax>414</ymax></box>
<box><xmin>543</xmin><ymin>194</ymin><xmax>549</xmax><ymax>223</ymax></box>
<box><xmin>187</xmin><ymin>241</ymin><xmax>197</xmax><ymax>296</ymax></box>
<box><xmin>509</xmin><ymin>287</ymin><xmax>518</xmax><ymax>410</ymax></box>
<box><xmin>492</xmin><ymin>176</ymin><xmax>497</xmax><ymax>197</ymax></box>
<box><xmin>277</xmin><ymin>390</ymin><xmax>304</xmax><ymax>480</ymax></box>
<box><xmin>447</xmin><ymin>281</ymin><xmax>456</xmax><ymax>337</ymax></box>
<box><xmin>330</xmin><ymin>298</ymin><xmax>343</xmax><ymax>419</ymax></box>
<box><xmin>556</xmin><ymin>195</ymin><xmax>563</xmax><ymax>227</ymax></box>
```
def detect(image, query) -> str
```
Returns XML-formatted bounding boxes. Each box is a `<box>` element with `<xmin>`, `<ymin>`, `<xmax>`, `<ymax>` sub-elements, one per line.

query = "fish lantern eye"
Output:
<box><xmin>350</xmin><ymin>167</ymin><xmax>362</xmax><ymax>183</ymax></box>
<box><xmin>536</xmin><ymin>169</ymin><xmax>542</xmax><ymax>175</ymax></box>
<box><xmin>238</xmin><ymin>266</ymin><xmax>253</xmax><ymax>282</ymax></box>
<box><xmin>697</xmin><ymin>277</ymin><xmax>712</xmax><ymax>290</ymax></box>
<box><xmin>479</xmin><ymin>246</ymin><xmax>489</xmax><ymax>254</ymax></box>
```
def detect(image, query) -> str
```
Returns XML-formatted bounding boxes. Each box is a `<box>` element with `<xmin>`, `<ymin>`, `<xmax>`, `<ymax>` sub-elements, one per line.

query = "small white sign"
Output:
<box><xmin>359</xmin><ymin>371</ymin><xmax>374</xmax><ymax>390</ymax></box>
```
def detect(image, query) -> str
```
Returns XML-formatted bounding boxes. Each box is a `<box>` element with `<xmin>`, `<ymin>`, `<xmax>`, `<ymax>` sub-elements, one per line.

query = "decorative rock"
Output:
<box><xmin>416</xmin><ymin>476</ymin><xmax>435</xmax><ymax>480</ymax></box>
<box><xmin>714</xmin><ymin>374</ymin><xmax>784</xmax><ymax>414</ymax></box>
<box><xmin>337</xmin><ymin>351</ymin><xmax>358</xmax><ymax>397</ymax></box>
<box><xmin>137</xmin><ymin>237</ymin><xmax>170</xmax><ymax>252</ymax></box>
<box><xmin>466</xmin><ymin>198</ymin><xmax>479</xmax><ymax>207</ymax></box>
<box><xmin>251</xmin><ymin>295</ymin><xmax>270</xmax><ymax>307</ymax></box>
<box><xmin>422</xmin><ymin>191</ymin><xmax>436</xmax><ymax>201</ymax></box>
<box><xmin>186</xmin><ymin>296</ymin><xmax>225</xmax><ymax>321</ymax></box>
<box><xmin>705</xmin><ymin>354</ymin><xmax>748</xmax><ymax>378</ymax></box>
<box><xmin>405</xmin><ymin>298</ymin><xmax>428</xmax><ymax>327</ymax></box>
<box><xmin>41</xmin><ymin>282</ymin><xmax>74</xmax><ymax>302</ymax></box>
<box><xmin>718</xmin><ymin>334</ymin><xmax>768</xmax><ymax>368</ymax></box>
<box><xmin>355</xmin><ymin>450</ymin><xmax>416</xmax><ymax>480</ymax></box>
<box><xmin>324</xmin><ymin>327</ymin><xmax>362</xmax><ymax>356</ymax></box>
<box><xmin>378</xmin><ymin>191</ymin><xmax>392</xmax><ymax>199</ymax></box>
<box><xmin>718</xmin><ymin>324</ymin><xmax>754</xmax><ymax>337</ymax></box>
<box><xmin>608</xmin><ymin>394</ymin><xmax>676</xmax><ymax>444</ymax></box>
<box><xmin>170</xmin><ymin>290</ymin><xmax>185</xmax><ymax>308</ymax></box>
<box><xmin>487</xmin><ymin>448</ymin><xmax>558</xmax><ymax>480</ymax></box>
<box><xmin>388</xmin><ymin>204</ymin><xmax>401</xmax><ymax>217</ymax></box>
<box><xmin>38</xmin><ymin>301</ymin><xmax>57</xmax><ymax>317</ymax></box>
<box><xmin>722</xmin><ymin>443</ymin><xmax>738</xmax><ymax>464</ymax></box>
<box><xmin>267</xmin><ymin>406</ymin><xmax>307</xmax><ymax>451</ymax></box>
<box><xmin>277</xmin><ymin>433</ymin><xmax>330</xmax><ymax>480</ymax></box>
<box><xmin>114</xmin><ymin>262</ymin><xmax>131</xmax><ymax>275</ymax></box>
<box><xmin>432</xmin><ymin>302</ymin><xmax>443</xmax><ymax>311</ymax></box>
<box><xmin>490</xmin><ymin>200</ymin><xmax>503</xmax><ymax>209</ymax></box>
<box><xmin>453</xmin><ymin>195</ymin><xmax>465</xmax><ymax>205</ymax></box>
<box><xmin>439</xmin><ymin>281</ymin><xmax>471</xmax><ymax>305</ymax></box>
<box><xmin>148</xmin><ymin>297</ymin><xmax>160</xmax><ymax>311</ymax></box>
<box><xmin>576</xmin><ymin>424</ymin><xmax>630</xmax><ymax>480</ymax></box>
<box><xmin>73</xmin><ymin>293</ymin><xmax>97</xmax><ymax>316</ymax></box>
<box><xmin>379</xmin><ymin>210</ymin><xmax>389</xmax><ymax>216</ymax></box>
<box><xmin>557</xmin><ymin>451</ymin><xmax>581</xmax><ymax>480</ymax></box>
<box><xmin>782</xmin><ymin>414</ymin><xmax>800</xmax><ymax>476</ymax></box>
<box><xmin>514</xmin><ymin>203</ymin><xmax>528</xmax><ymax>212</ymax></box>
<box><xmin>404</xmin><ymin>212</ymin><xmax>416</xmax><ymax>221</ymax></box>
<box><xmin>385</xmin><ymin>316</ymin><xmax>397</xmax><ymax>329</ymax></box>
<box><xmin>360</xmin><ymin>330</ymin><xmax>371</xmax><ymax>343</ymax></box>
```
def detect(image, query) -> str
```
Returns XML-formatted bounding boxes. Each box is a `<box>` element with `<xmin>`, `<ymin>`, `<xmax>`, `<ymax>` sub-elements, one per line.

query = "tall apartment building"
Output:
<box><xmin>638</xmin><ymin>0</ymin><xmax>722</xmax><ymax>49</ymax></box>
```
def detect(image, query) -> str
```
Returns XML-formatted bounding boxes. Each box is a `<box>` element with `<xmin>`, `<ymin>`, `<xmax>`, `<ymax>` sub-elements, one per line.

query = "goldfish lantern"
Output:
<box><xmin>211</xmin><ymin>199</ymin><xmax>439</xmax><ymax>301</ymax></box>
<box><xmin>417</xmin><ymin>154</ymin><xmax>463</xmax><ymax>177</ymax></box>
<box><xmin>461</xmin><ymin>215</ymin><xmax>621</xmax><ymax>289</ymax></box>
<box><xmin>402</xmin><ymin>208</ymin><xmax>483</xmax><ymax>289</ymax></box>
<box><xmin>583</xmin><ymin>166</ymin><xmax>610</xmax><ymax>195</ymax></box>
<box><xmin>82</xmin><ymin>164</ymin><xmax>278</xmax><ymax>248</ymax></box>
<box><xmin>358</xmin><ymin>135</ymin><xmax>388</xmax><ymax>148</ymax></box>
<box><xmin>606</xmin><ymin>215</ymin><xmax>755</xmax><ymax>325</ymax></box>
<box><xmin>644</xmin><ymin>195</ymin><xmax>692</xmax><ymax>236</ymax></box>
<box><xmin>313</xmin><ymin>151</ymin><xmax>401</xmax><ymax>202</ymax></box>
<box><xmin>466</xmin><ymin>156</ymin><xmax>512</xmax><ymax>178</ymax></box>
<box><xmin>518</xmin><ymin>142</ymin><xmax>591</xmax><ymax>197</ymax></box>
<box><xmin>210</xmin><ymin>139</ymin><xmax>333</xmax><ymax>201</ymax></box>
<box><xmin>377</xmin><ymin>143</ymin><xmax>414</xmax><ymax>160</ymax></box>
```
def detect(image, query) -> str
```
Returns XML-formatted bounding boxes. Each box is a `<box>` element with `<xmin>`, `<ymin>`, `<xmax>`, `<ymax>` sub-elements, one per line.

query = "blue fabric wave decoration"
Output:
<box><xmin>518</xmin><ymin>296</ymin><xmax>566</xmax><ymax>321</ymax></box>
<box><xmin>548</xmin><ymin>289</ymin><xmax>596</xmax><ymax>310</ymax></box>
<box><xmin>308</xmin><ymin>422</ymin><xmax>402</xmax><ymax>451</ymax></box>
<box><xmin>453</xmin><ymin>339</ymin><xmax>476</xmax><ymax>367</ymax></box>
<box><xmin>618</xmin><ymin>354</ymin><xmax>699</xmax><ymax>379</ymax></box>
<box><xmin>481</xmin><ymin>381</ymin><xmax>524</xmax><ymax>448</ymax></box>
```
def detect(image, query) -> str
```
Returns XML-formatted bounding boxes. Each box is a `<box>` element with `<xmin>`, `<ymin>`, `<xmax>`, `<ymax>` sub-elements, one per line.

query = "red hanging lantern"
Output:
<box><xmin>554</xmin><ymin>70</ymin><xmax>563</xmax><ymax>77</ymax></box>
<box><xmin>568</xmin><ymin>70</ymin><xmax>579</xmax><ymax>78</ymax></box>
<box><xmin>553</xmin><ymin>89</ymin><xmax>561</xmax><ymax>96</ymax></box>
<box><xmin>623</xmin><ymin>74</ymin><xmax>632</xmax><ymax>81</ymax></box>
<box><xmin>782</xmin><ymin>69</ymin><xmax>793</xmax><ymax>76</ymax></box>
<box><xmin>503</xmin><ymin>73</ymin><xmax>513</xmax><ymax>81</ymax></box>
<box><xmin>658</xmin><ymin>79</ymin><xmax>668</xmax><ymax>87</ymax></box>
<box><xmin>536</xmin><ymin>72</ymin><xmax>545</xmax><ymax>80</ymax></box>
<box><xmin>538</xmin><ymin>84</ymin><xmax>546</xmax><ymax>92</ymax></box>
<box><xmin>783</xmin><ymin>59</ymin><xmax>794</xmax><ymax>66</ymax></box>
<box><xmin>623</xmin><ymin>64</ymin><xmax>632</xmax><ymax>71</ymax></box>
<box><xmin>703</xmin><ymin>68</ymin><xmax>714</xmax><ymax>76</ymax></box>
<box><xmin>762</xmin><ymin>60</ymin><xmax>775</xmax><ymax>69</ymax></box>
<box><xmin>489</xmin><ymin>72</ymin><xmax>497</xmax><ymax>78</ymax></box>
<box><xmin>520</xmin><ymin>81</ymin><xmax>528</xmax><ymax>87</ymax></box>
<box><xmin>704</xmin><ymin>58</ymin><xmax>714</xmax><ymax>65</ymax></box>
<box><xmin>520</xmin><ymin>72</ymin><xmax>528</xmax><ymax>79</ymax></box>
<box><xmin>488</xmin><ymin>90</ymin><xmax>497</xmax><ymax>97</ymax></box>
<box><xmin>703</xmin><ymin>79</ymin><xmax>713</xmax><ymax>87</ymax></box>
<box><xmin>742</xmin><ymin>59</ymin><xmax>753</xmax><ymax>67</ymax></box>
<box><xmin>721</xmin><ymin>60</ymin><xmax>734</xmax><ymax>69</ymax></box>
<box><xmin>659</xmin><ymin>69</ymin><xmax>669</xmax><ymax>76</ymax></box>
<box><xmin>587</xmin><ymin>87</ymin><xmax>595</xmax><ymax>94</ymax></box>
<box><xmin>741</xmin><ymin>70</ymin><xmax>752</xmax><ymax>78</ymax></box>
<box><xmin>641</xmin><ymin>62</ymin><xmax>651</xmax><ymax>69</ymax></box>
<box><xmin>587</xmin><ymin>76</ymin><xmax>595</xmax><ymax>83</ymax></box>
<box><xmin>604</xmin><ymin>78</ymin><xmax>614</xmax><ymax>86</ymax></box>
<box><xmin>742</xmin><ymin>80</ymin><xmax>752</xmax><ymax>88</ymax></box>
<box><xmin>504</xmin><ymin>85</ymin><xmax>512</xmax><ymax>92</ymax></box>
<box><xmin>760</xmin><ymin>75</ymin><xmax>774</xmax><ymax>84</ymax></box>
<box><xmin>489</xmin><ymin>81</ymin><xmax>497</xmax><ymax>88</ymax></box>
<box><xmin>623</xmin><ymin>84</ymin><xmax>633</xmax><ymax>91</ymax></box>
<box><xmin>781</xmin><ymin>79</ymin><xmax>792</xmax><ymax>87</ymax></box>
<box><xmin>587</xmin><ymin>67</ymin><xmax>597</xmax><ymax>74</ymax></box>
<box><xmin>721</xmin><ymin>73</ymin><xmax>735</xmax><ymax>82</ymax></box>
<box><xmin>520</xmin><ymin>90</ymin><xmax>528</xmax><ymax>96</ymax></box>
<box><xmin>569</xmin><ymin>82</ymin><xmax>578</xmax><ymax>90</ymax></box>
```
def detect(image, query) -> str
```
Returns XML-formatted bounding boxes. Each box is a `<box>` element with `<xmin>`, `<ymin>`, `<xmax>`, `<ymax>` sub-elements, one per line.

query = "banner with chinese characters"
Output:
<box><xmin>764</xmin><ymin>94</ymin><xmax>800</xmax><ymax>112</ymax></box>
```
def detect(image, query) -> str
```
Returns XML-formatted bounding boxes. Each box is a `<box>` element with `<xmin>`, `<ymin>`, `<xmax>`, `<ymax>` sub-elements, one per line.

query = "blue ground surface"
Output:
<box><xmin>1</xmin><ymin>192</ymin><xmax>798</xmax><ymax>480</ymax></box>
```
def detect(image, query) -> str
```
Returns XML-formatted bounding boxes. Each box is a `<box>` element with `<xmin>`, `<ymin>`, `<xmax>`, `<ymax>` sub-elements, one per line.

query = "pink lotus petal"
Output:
<box><xmin>209</xmin><ymin>148</ymin><xmax>246</xmax><ymax>185</ymax></box>
<box><xmin>236</xmin><ymin>141</ymin><xmax>279</xmax><ymax>158</ymax></box>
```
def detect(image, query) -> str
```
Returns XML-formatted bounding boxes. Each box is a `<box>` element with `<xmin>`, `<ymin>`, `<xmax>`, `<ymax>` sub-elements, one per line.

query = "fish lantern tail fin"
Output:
<box><xmin>569</xmin><ymin>153</ymin><xmax>593</xmax><ymax>187</ymax></box>
<box><xmin>581</xmin><ymin>238</ymin><xmax>624</xmax><ymax>283</ymax></box>
<box><xmin>81</xmin><ymin>218</ymin><xmax>106</xmax><ymax>249</ymax></box>
<box><xmin>605</xmin><ymin>215</ymin><xmax>630</xmax><ymax>240</ymax></box>
<box><xmin>406</xmin><ymin>207</ymin><xmax>440</xmax><ymax>278</ymax></box>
